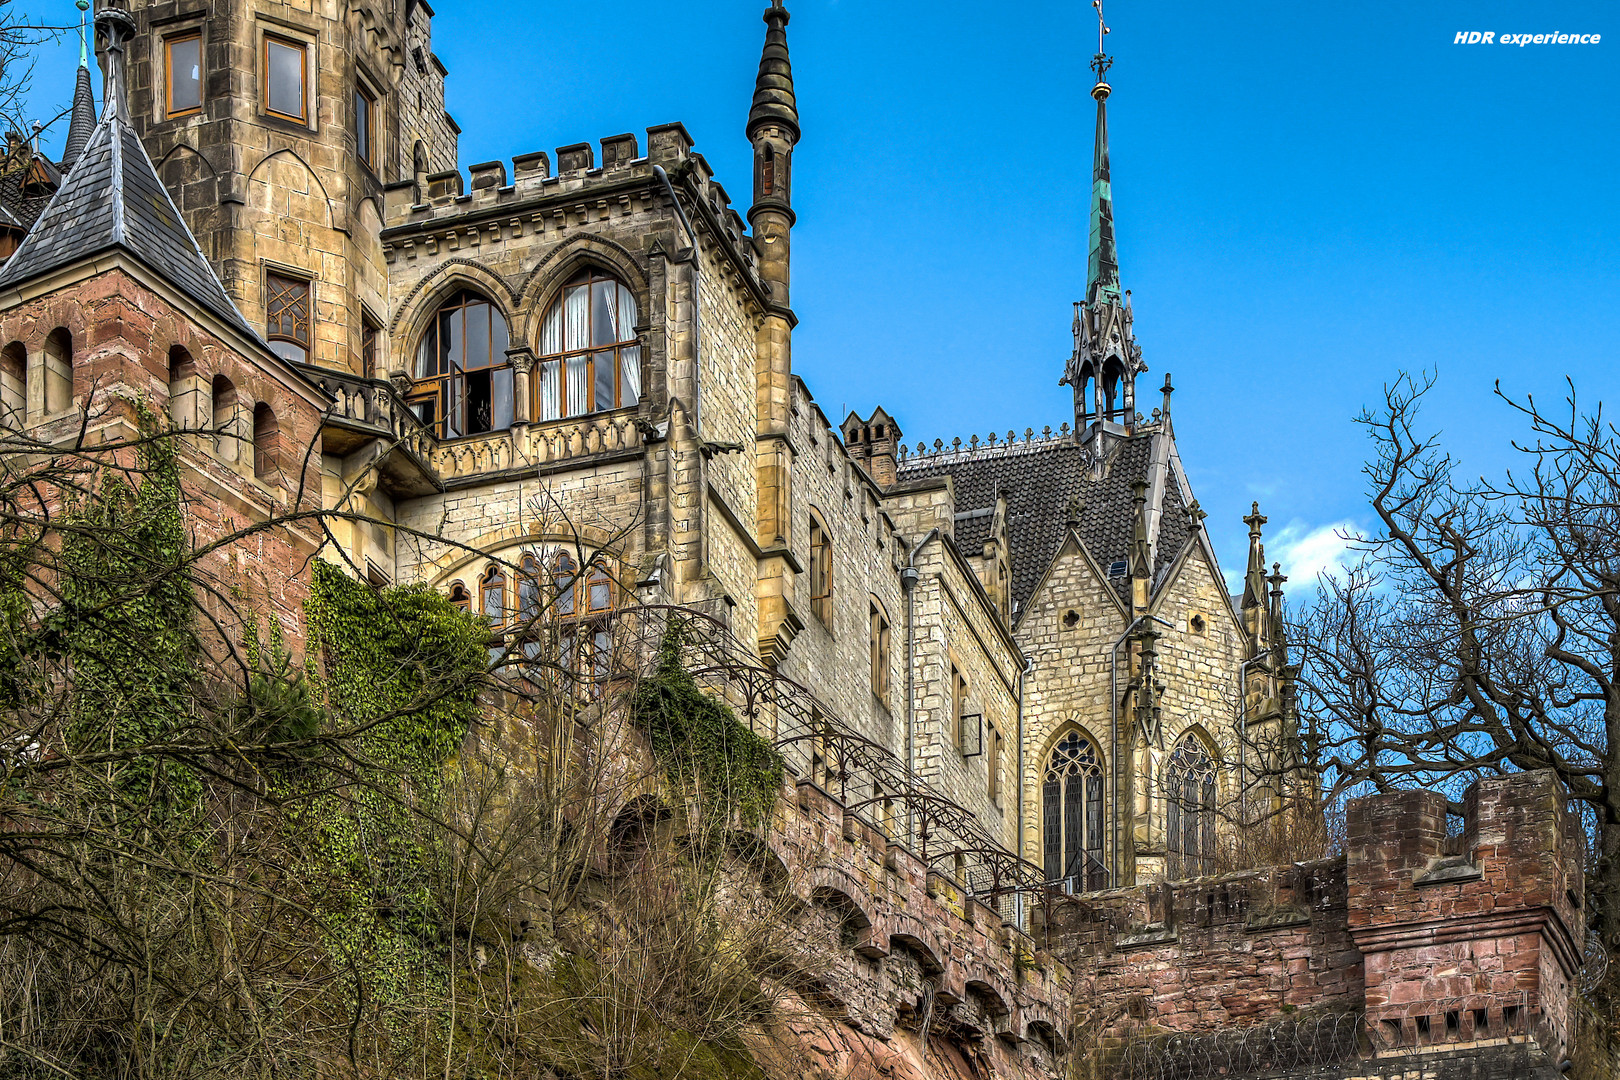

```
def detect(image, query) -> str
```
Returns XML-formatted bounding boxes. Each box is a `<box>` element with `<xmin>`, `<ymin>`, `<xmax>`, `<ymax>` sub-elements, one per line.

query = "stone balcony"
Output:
<box><xmin>298</xmin><ymin>363</ymin><xmax>648</xmax><ymax>497</ymax></box>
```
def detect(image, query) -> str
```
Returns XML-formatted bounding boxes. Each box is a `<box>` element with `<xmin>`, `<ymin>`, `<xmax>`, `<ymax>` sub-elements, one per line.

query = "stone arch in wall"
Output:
<box><xmin>244</xmin><ymin>149</ymin><xmax>337</xmax><ymax>234</ymax></box>
<box><xmin>514</xmin><ymin>234</ymin><xmax>649</xmax><ymax>351</ymax></box>
<box><xmin>155</xmin><ymin>144</ymin><xmax>222</xmax><ymax>241</ymax></box>
<box><xmin>388</xmin><ymin>260</ymin><xmax>517</xmax><ymax>370</ymax></box>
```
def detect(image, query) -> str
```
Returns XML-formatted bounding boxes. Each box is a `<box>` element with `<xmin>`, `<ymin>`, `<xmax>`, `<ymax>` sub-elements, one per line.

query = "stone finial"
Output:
<box><xmin>94</xmin><ymin>7</ymin><xmax>137</xmax><ymax>122</ymax></box>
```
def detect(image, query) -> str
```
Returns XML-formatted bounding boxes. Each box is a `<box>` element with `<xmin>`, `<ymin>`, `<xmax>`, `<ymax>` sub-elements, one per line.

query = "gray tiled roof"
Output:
<box><xmin>899</xmin><ymin>433</ymin><xmax>1192</xmax><ymax>617</ymax></box>
<box><xmin>0</xmin><ymin>104</ymin><xmax>257</xmax><ymax>343</ymax></box>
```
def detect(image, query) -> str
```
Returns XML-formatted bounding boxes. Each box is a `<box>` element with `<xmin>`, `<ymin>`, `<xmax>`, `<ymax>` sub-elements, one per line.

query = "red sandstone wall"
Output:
<box><xmin>0</xmin><ymin>268</ymin><xmax>327</xmax><ymax>655</ymax></box>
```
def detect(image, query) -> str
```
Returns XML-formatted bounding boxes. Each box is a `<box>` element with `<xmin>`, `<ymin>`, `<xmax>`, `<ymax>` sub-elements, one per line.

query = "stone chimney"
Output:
<box><xmin>842</xmin><ymin>407</ymin><xmax>902</xmax><ymax>488</ymax></box>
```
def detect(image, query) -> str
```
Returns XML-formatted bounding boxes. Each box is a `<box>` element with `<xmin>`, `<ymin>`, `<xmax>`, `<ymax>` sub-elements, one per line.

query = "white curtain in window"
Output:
<box><xmin>540</xmin><ymin>300</ymin><xmax>563</xmax><ymax>356</ymax></box>
<box><xmin>565</xmin><ymin>355</ymin><xmax>588</xmax><ymax>417</ymax></box>
<box><xmin>538</xmin><ymin>359</ymin><xmax>561</xmax><ymax>421</ymax></box>
<box><xmin>620</xmin><ymin>345</ymin><xmax>641</xmax><ymax>406</ymax></box>
<box><xmin>564</xmin><ymin>286</ymin><xmax>590</xmax><ymax>352</ymax></box>
<box><xmin>617</xmin><ymin>283</ymin><xmax>638</xmax><ymax>335</ymax></box>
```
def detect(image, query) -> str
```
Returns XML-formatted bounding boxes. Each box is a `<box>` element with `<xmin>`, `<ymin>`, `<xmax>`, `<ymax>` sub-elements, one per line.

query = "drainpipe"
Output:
<box><xmin>1109</xmin><ymin>613</ymin><xmax>1173</xmax><ymax>885</ymax></box>
<box><xmin>1014</xmin><ymin>652</ymin><xmax>1034</xmax><ymax>931</ymax></box>
<box><xmin>901</xmin><ymin>527</ymin><xmax>940</xmax><ymax>847</ymax></box>
<box><xmin>652</xmin><ymin>165</ymin><xmax>700</xmax><ymax>438</ymax></box>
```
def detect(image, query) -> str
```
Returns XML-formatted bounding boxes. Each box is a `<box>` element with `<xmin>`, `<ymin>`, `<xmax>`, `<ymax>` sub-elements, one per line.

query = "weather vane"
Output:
<box><xmin>1090</xmin><ymin>0</ymin><xmax>1113</xmax><ymax>97</ymax></box>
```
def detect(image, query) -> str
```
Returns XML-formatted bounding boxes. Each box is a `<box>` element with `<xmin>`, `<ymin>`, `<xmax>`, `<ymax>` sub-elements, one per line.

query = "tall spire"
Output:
<box><xmin>1086</xmin><ymin>1</ymin><xmax>1120</xmax><ymax>309</ymax></box>
<box><xmin>1064</xmin><ymin>0</ymin><xmax>1144</xmax><ymax>443</ymax></box>
<box><xmin>748</xmin><ymin>2</ymin><xmax>799</xmax><ymax>143</ymax></box>
<box><xmin>60</xmin><ymin>0</ymin><xmax>95</xmax><ymax>172</ymax></box>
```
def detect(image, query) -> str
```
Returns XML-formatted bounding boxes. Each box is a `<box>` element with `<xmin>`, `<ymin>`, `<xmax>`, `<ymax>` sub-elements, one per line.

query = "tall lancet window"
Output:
<box><xmin>1165</xmin><ymin>733</ymin><xmax>1217</xmax><ymax>880</ymax></box>
<box><xmin>535</xmin><ymin>269</ymin><xmax>641</xmax><ymax>421</ymax></box>
<box><xmin>1042</xmin><ymin>731</ymin><xmax>1105</xmax><ymax>892</ymax></box>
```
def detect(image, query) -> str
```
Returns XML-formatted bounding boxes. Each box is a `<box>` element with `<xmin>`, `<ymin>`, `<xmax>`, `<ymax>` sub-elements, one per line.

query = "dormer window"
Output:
<box><xmin>411</xmin><ymin>290</ymin><xmax>512</xmax><ymax>439</ymax></box>
<box><xmin>535</xmin><ymin>269</ymin><xmax>640</xmax><ymax>421</ymax></box>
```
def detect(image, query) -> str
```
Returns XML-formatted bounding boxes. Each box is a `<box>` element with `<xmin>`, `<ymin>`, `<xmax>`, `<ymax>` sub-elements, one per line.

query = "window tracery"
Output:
<box><xmin>1043</xmin><ymin>730</ymin><xmax>1106</xmax><ymax>891</ymax></box>
<box><xmin>1166</xmin><ymin>733</ymin><xmax>1217</xmax><ymax>880</ymax></box>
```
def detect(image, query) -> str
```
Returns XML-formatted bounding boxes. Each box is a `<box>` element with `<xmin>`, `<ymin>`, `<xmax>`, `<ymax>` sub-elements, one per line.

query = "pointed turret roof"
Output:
<box><xmin>0</xmin><ymin>9</ymin><xmax>256</xmax><ymax>343</ymax></box>
<box><xmin>61</xmin><ymin>65</ymin><xmax>95</xmax><ymax>172</ymax></box>
<box><xmin>747</xmin><ymin>2</ymin><xmax>798</xmax><ymax>142</ymax></box>
<box><xmin>61</xmin><ymin>0</ymin><xmax>95</xmax><ymax>172</ymax></box>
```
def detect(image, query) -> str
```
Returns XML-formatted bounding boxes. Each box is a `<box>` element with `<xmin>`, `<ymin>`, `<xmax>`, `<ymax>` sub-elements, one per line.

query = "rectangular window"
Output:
<box><xmin>265</xmin><ymin>272</ymin><xmax>311</xmax><ymax>363</ymax></box>
<box><xmin>360</xmin><ymin>313</ymin><xmax>380</xmax><ymax>379</ymax></box>
<box><xmin>869</xmin><ymin>601</ymin><xmax>890</xmax><ymax>699</ymax></box>
<box><xmin>166</xmin><ymin>33</ymin><xmax>202</xmax><ymax>117</ymax></box>
<box><xmin>988</xmin><ymin>722</ymin><xmax>1002</xmax><ymax>803</ymax></box>
<box><xmin>808</xmin><ymin>514</ymin><xmax>831</xmax><ymax>625</ymax></box>
<box><xmin>264</xmin><ymin>34</ymin><xmax>308</xmax><ymax>122</ymax></box>
<box><xmin>355</xmin><ymin>84</ymin><xmax>375</xmax><ymax>167</ymax></box>
<box><xmin>951</xmin><ymin>664</ymin><xmax>968</xmax><ymax>751</ymax></box>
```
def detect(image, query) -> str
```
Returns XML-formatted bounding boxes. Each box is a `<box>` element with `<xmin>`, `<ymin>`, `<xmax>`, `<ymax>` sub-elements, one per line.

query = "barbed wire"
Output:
<box><xmin>1111</xmin><ymin>1008</ymin><xmax>1363</xmax><ymax>1080</ymax></box>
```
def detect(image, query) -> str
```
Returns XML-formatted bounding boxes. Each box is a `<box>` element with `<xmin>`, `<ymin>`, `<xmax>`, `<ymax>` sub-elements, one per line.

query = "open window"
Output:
<box><xmin>411</xmin><ymin>290</ymin><xmax>512</xmax><ymax>438</ymax></box>
<box><xmin>808</xmin><ymin>510</ymin><xmax>831</xmax><ymax>625</ymax></box>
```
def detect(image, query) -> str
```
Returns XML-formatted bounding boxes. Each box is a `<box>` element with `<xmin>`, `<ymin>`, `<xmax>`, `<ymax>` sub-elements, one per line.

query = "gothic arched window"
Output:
<box><xmin>1166</xmin><ymin>734</ymin><xmax>1217</xmax><ymax>880</ymax></box>
<box><xmin>1042</xmin><ymin>731</ymin><xmax>1105</xmax><ymax>891</ymax></box>
<box><xmin>479</xmin><ymin>564</ymin><xmax>506</xmax><ymax>626</ymax></box>
<box><xmin>517</xmin><ymin>553</ymin><xmax>542</xmax><ymax>624</ymax></box>
<box><xmin>535</xmin><ymin>269</ymin><xmax>641</xmax><ymax>421</ymax></box>
<box><xmin>412</xmin><ymin>290</ymin><xmax>512</xmax><ymax>439</ymax></box>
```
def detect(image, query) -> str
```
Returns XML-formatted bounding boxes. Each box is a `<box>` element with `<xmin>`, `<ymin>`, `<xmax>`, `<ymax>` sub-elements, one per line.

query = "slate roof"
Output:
<box><xmin>0</xmin><ymin>96</ymin><xmax>257</xmax><ymax>343</ymax></box>
<box><xmin>898</xmin><ymin>433</ymin><xmax>1195</xmax><ymax>618</ymax></box>
<box><xmin>0</xmin><ymin>162</ymin><xmax>57</xmax><ymax>233</ymax></box>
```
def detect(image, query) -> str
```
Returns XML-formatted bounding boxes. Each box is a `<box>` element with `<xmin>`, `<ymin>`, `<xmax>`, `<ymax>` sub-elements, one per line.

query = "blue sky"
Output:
<box><xmin>20</xmin><ymin>1</ymin><xmax>1618</xmax><ymax>585</ymax></box>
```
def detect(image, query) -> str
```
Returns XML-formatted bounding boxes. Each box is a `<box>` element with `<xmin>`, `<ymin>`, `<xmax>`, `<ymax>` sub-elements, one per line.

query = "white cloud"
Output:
<box><xmin>1268</xmin><ymin>519</ymin><xmax>1365</xmax><ymax>586</ymax></box>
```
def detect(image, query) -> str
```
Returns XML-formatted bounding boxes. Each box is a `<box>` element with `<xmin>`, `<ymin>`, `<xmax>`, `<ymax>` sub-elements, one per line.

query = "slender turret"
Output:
<box><xmin>1063</xmin><ymin>0</ymin><xmax>1144</xmax><ymax>447</ymax></box>
<box><xmin>60</xmin><ymin>0</ymin><xmax>95</xmax><ymax>172</ymax></box>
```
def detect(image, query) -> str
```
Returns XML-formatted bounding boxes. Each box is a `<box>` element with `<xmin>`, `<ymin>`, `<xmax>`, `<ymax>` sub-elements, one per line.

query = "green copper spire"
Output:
<box><xmin>77</xmin><ymin>0</ymin><xmax>89</xmax><ymax>67</ymax></box>
<box><xmin>1085</xmin><ymin>0</ymin><xmax>1120</xmax><ymax>308</ymax></box>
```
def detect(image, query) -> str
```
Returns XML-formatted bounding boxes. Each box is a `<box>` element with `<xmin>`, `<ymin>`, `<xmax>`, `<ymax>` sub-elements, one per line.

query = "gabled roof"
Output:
<box><xmin>898</xmin><ymin>432</ymin><xmax>1191</xmax><ymax>617</ymax></box>
<box><xmin>0</xmin><ymin>37</ymin><xmax>256</xmax><ymax>343</ymax></box>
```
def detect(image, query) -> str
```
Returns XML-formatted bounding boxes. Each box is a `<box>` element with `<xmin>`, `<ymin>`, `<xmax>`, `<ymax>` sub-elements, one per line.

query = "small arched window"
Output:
<box><xmin>479</xmin><ymin>564</ymin><xmax>506</xmax><ymax>625</ymax></box>
<box><xmin>1102</xmin><ymin>357</ymin><xmax>1125</xmax><ymax>421</ymax></box>
<box><xmin>584</xmin><ymin>564</ymin><xmax>613</xmax><ymax>614</ymax></box>
<box><xmin>517</xmin><ymin>553</ymin><xmax>542</xmax><ymax>624</ymax></box>
<box><xmin>552</xmin><ymin>551</ymin><xmax>577</xmax><ymax>617</ymax></box>
<box><xmin>412</xmin><ymin>290</ymin><xmax>512</xmax><ymax>439</ymax></box>
<box><xmin>0</xmin><ymin>341</ymin><xmax>25</xmax><ymax>427</ymax></box>
<box><xmin>1043</xmin><ymin>731</ymin><xmax>1106</xmax><ymax>891</ymax></box>
<box><xmin>168</xmin><ymin>346</ymin><xmax>200</xmax><ymax>429</ymax></box>
<box><xmin>211</xmin><ymin>374</ymin><xmax>239</xmax><ymax>463</ymax></box>
<box><xmin>43</xmin><ymin>328</ymin><xmax>72</xmax><ymax>415</ymax></box>
<box><xmin>1166</xmin><ymin>734</ymin><xmax>1217</xmax><ymax>880</ymax></box>
<box><xmin>808</xmin><ymin>510</ymin><xmax>831</xmax><ymax>624</ymax></box>
<box><xmin>535</xmin><ymin>269</ymin><xmax>640</xmax><ymax>421</ymax></box>
<box><xmin>252</xmin><ymin>402</ymin><xmax>279</xmax><ymax>480</ymax></box>
<box><xmin>447</xmin><ymin>581</ymin><xmax>471</xmax><ymax>614</ymax></box>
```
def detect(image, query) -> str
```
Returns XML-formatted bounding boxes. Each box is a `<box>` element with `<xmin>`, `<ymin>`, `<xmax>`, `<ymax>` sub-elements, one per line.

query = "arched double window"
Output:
<box><xmin>1166</xmin><ymin>734</ymin><xmax>1217</xmax><ymax>880</ymax></box>
<box><xmin>1043</xmin><ymin>731</ymin><xmax>1106</xmax><ymax>891</ymax></box>
<box><xmin>412</xmin><ymin>290</ymin><xmax>512</xmax><ymax>438</ymax></box>
<box><xmin>535</xmin><ymin>269</ymin><xmax>641</xmax><ymax>421</ymax></box>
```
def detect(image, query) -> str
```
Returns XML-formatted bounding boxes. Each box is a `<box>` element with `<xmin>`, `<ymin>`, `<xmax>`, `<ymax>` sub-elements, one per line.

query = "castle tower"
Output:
<box><xmin>117</xmin><ymin>0</ymin><xmax>459</xmax><ymax>375</ymax></box>
<box><xmin>1063</xmin><ymin>1</ymin><xmax>1144</xmax><ymax>449</ymax></box>
<box><xmin>750</xmin><ymin>1</ymin><xmax>803</xmax><ymax>663</ymax></box>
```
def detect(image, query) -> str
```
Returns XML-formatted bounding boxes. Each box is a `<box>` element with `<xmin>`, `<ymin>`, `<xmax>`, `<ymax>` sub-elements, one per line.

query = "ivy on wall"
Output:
<box><xmin>632</xmin><ymin>619</ymin><xmax>783</xmax><ymax>828</ymax></box>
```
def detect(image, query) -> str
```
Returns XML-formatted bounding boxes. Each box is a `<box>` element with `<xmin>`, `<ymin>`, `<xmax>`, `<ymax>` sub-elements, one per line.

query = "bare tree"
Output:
<box><xmin>1291</xmin><ymin>372</ymin><xmax>1617</xmax><ymax>996</ymax></box>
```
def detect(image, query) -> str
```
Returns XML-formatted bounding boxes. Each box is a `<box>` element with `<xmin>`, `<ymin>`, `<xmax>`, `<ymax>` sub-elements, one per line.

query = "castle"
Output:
<box><xmin>0</xmin><ymin>3</ymin><xmax>1586</xmax><ymax>1076</ymax></box>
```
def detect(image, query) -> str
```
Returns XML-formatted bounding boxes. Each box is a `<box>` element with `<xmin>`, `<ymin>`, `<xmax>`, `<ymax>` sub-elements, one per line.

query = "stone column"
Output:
<box><xmin>507</xmin><ymin>347</ymin><xmax>535</xmax><ymax>426</ymax></box>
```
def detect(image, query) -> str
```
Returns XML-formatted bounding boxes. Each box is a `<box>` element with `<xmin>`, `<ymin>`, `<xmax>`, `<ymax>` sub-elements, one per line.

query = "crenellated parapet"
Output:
<box><xmin>1044</xmin><ymin>770</ymin><xmax>1584</xmax><ymax>1079</ymax></box>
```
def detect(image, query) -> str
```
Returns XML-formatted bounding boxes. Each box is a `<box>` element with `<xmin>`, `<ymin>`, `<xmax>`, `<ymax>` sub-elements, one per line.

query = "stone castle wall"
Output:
<box><xmin>1044</xmin><ymin>770</ymin><xmax>1584</xmax><ymax>1079</ymax></box>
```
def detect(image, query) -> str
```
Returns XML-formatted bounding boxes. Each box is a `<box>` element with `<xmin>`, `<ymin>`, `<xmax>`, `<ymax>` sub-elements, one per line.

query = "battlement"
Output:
<box><xmin>1045</xmin><ymin>771</ymin><xmax>1584</xmax><ymax>1075</ymax></box>
<box><xmin>380</xmin><ymin>124</ymin><xmax>762</xmax><ymax>295</ymax></box>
